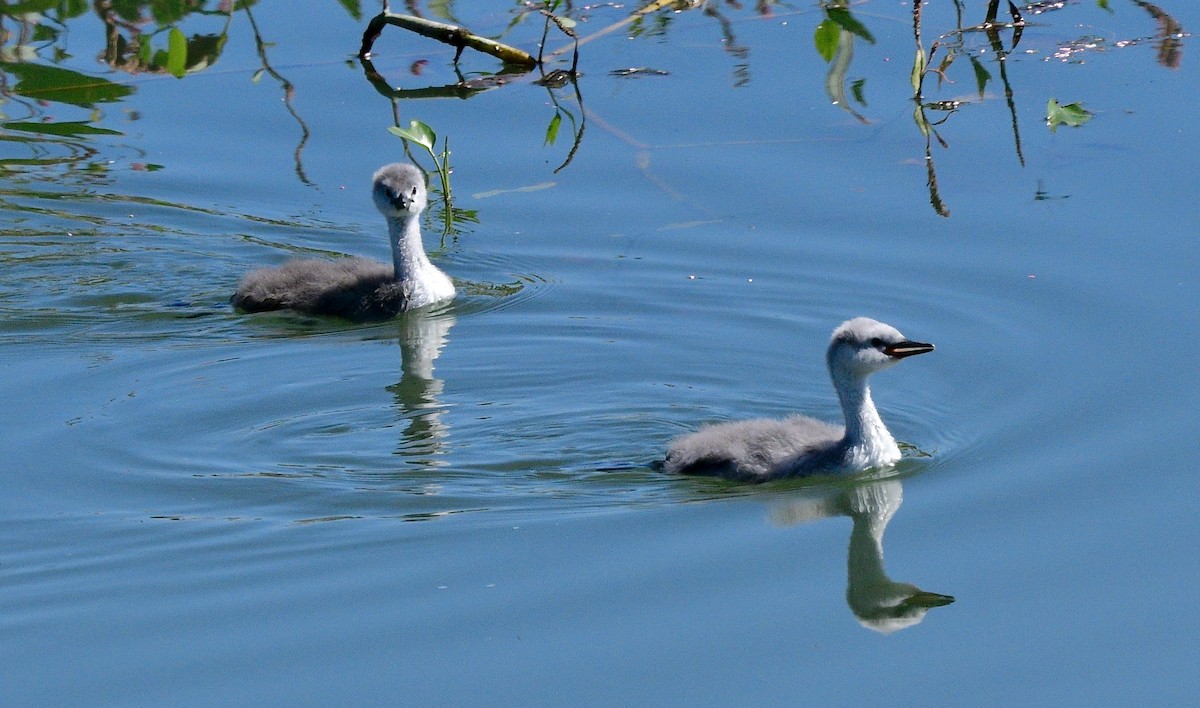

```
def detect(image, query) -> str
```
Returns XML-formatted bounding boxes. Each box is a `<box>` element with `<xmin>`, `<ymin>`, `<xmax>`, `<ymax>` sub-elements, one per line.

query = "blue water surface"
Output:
<box><xmin>3</xmin><ymin>1</ymin><xmax>1198</xmax><ymax>704</ymax></box>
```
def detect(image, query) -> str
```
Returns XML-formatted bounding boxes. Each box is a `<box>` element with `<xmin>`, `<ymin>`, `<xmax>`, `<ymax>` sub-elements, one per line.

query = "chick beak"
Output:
<box><xmin>883</xmin><ymin>340</ymin><xmax>935</xmax><ymax>359</ymax></box>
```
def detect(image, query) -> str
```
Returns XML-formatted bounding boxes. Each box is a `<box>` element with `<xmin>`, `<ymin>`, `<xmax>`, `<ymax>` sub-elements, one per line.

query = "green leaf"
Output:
<box><xmin>138</xmin><ymin>38</ymin><xmax>153</xmax><ymax>67</ymax></box>
<box><xmin>825</xmin><ymin>7</ymin><xmax>875</xmax><ymax>45</ymax></box>
<box><xmin>167</xmin><ymin>27</ymin><xmax>187</xmax><ymax>78</ymax></box>
<box><xmin>912</xmin><ymin>104</ymin><xmax>930</xmax><ymax>138</ymax></box>
<box><xmin>5</xmin><ymin>0</ymin><xmax>59</xmax><ymax>13</ymax></box>
<box><xmin>813</xmin><ymin>19</ymin><xmax>839</xmax><ymax>62</ymax></box>
<box><xmin>32</xmin><ymin>24</ymin><xmax>60</xmax><ymax>43</ymax></box>
<box><xmin>936</xmin><ymin>50</ymin><xmax>956</xmax><ymax>80</ymax></box>
<box><xmin>1097</xmin><ymin>0</ymin><xmax>1112</xmax><ymax>11</ymax></box>
<box><xmin>850</xmin><ymin>78</ymin><xmax>867</xmax><ymax>106</ymax></box>
<box><xmin>62</xmin><ymin>0</ymin><xmax>89</xmax><ymax>17</ymax></box>
<box><xmin>388</xmin><ymin>119</ymin><xmax>437</xmax><ymax>150</ymax></box>
<box><xmin>151</xmin><ymin>0</ymin><xmax>188</xmax><ymax>25</ymax></box>
<box><xmin>2</xmin><ymin>120</ymin><xmax>123</xmax><ymax>137</ymax></box>
<box><xmin>183</xmin><ymin>32</ymin><xmax>228</xmax><ymax>72</ymax></box>
<box><xmin>411</xmin><ymin>120</ymin><xmax>436</xmax><ymax>149</ymax></box>
<box><xmin>0</xmin><ymin>62</ymin><xmax>134</xmax><ymax>107</ymax></box>
<box><xmin>969</xmin><ymin>55</ymin><xmax>991</xmax><ymax>97</ymax></box>
<box><xmin>545</xmin><ymin>112</ymin><xmax>562</xmax><ymax>146</ymax></box>
<box><xmin>337</xmin><ymin>0</ymin><xmax>362</xmax><ymax>21</ymax></box>
<box><xmin>910</xmin><ymin>48</ymin><xmax>926</xmax><ymax>94</ymax></box>
<box><xmin>1046</xmin><ymin>98</ymin><xmax>1092</xmax><ymax>132</ymax></box>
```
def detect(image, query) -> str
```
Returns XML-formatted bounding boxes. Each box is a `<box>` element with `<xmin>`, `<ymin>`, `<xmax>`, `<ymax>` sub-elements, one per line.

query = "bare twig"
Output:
<box><xmin>359</xmin><ymin>11</ymin><xmax>537</xmax><ymax>68</ymax></box>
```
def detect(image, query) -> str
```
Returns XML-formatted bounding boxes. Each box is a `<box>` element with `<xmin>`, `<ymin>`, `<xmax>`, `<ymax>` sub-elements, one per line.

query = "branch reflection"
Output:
<box><xmin>243</xmin><ymin>5</ymin><xmax>312</xmax><ymax>186</ymax></box>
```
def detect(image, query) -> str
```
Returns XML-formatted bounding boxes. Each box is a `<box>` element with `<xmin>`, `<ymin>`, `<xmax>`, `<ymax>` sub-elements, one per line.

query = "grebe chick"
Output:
<box><xmin>663</xmin><ymin>317</ymin><xmax>934</xmax><ymax>481</ymax></box>
<box><xmin>232</xmin><ymin>163</ymin><xmax>455</xmax><ymax>320</ymax></box>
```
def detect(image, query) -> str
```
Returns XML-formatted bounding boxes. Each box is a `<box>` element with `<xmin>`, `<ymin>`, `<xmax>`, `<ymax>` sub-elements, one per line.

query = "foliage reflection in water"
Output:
<box><xmin>1</xmin><ymin>1</ymin><xmax>1188</xmax><ymax>220</ymax></box>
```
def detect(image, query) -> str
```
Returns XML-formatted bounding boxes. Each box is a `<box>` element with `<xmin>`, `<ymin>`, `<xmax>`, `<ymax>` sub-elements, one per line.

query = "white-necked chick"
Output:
<box><xmin>233</xmin><ymin>163</ymin><xmax>454</xmax><ymax>320</ymax></box>
<box><xmin>663</xmin><ymin>317</ymin><xmax>934</xmax><ymax>481</ymax></box>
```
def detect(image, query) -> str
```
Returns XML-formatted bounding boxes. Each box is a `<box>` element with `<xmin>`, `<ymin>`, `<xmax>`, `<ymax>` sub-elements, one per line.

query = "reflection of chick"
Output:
<box><xmin>665</xmin><ymin>318</ymin><xmax>934</xmax><ymax>480</ymax></box>
<box><xmin>389</xmin><ymin>309</ymin><xmax>456</xmax><ymax>458</ymax></box>
<box><xmin>233</xmin><ymin>164</ymin><xmax>454</xmax><ymax>320</ymax></box>
<box><xmin>841</xmin><ymin>480</ymin><xmax>954</xmax><ymax>633</ymax></box>
<box><xmin>770</xmin><ymin>477</ymin><xmax>954</xmax><ymax>633</ymax></box>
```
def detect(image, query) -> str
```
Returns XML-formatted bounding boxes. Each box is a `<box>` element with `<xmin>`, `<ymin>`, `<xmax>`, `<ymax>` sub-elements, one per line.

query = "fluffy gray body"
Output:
<box><xmin>232</xmin><ymin>163</ymin><xmax>454</xmax><ymax>321</ymax></box>
<box><xmin>663</xmin><ymin>415</ymin><xmax>847</xmax><ymax>481</ymax></box>
<box><xmin>663</xmin><ymin>317</ymin><xmax>934</xmax><ymax>481</ymax></box>
<box><xmin>233</xmin><ymin>258</ymin><xmax>414</xmax><ymax>320</ymax></box>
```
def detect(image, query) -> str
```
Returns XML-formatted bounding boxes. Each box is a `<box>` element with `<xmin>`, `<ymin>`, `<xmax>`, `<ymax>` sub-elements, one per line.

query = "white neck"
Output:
<box><xmin>834</xmin><ymin>373</ymin><xmax>901</xmax><ymax>468</ymax></box>
<box><xmin>387</xmin><ymin>214</ymin><xmax>455</xmax><ymax>308</ymax></box>
<box><xmin>388</xmin><ymin>214</ymin><xmax>433</xmax><ymax>280</ymax></box>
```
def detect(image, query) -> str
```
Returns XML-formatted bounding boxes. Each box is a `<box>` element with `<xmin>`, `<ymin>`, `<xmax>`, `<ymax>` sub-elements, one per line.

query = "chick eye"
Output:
<box><xmin>870</xmin><ymin>337</ymin><xmax>884</xmax><ymax>348</ymax></box>
<box><xmin>411</xmin><ymin>186</ymin><xmax>418</xmax><ymax>197</ymax></box>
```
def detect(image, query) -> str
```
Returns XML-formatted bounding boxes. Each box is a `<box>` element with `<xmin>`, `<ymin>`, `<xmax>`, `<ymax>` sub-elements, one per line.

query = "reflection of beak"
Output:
<box><xmin>902</xmin><ymin>590</ymin><xmax>956</xmax><ymax>609</ymax></box>
<box><xmin>884</xmin><ymin>340</ymin><xmax>935</xmax><ymax>359</ymax></box>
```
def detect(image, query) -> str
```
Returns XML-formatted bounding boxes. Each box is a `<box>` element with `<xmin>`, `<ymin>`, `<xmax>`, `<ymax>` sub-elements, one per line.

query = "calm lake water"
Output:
<box><xmin>4</xmin><ymin>1</ymin><xmax>1198</xmax><ymax>704</ymax></box>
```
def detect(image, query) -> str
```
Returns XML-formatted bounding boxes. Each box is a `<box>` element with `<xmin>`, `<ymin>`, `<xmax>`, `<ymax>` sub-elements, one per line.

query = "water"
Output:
<box><xmin>4</xmin><ymin>1</ymin><xmax>1199</xmax><ymax>704</ymax></box>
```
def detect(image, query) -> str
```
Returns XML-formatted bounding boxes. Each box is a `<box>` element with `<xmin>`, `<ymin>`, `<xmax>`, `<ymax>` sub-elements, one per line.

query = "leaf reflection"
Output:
<box><xmin>0</xmin><ymin>2</ymin><xmax>326</xmax><ymax>185</ymax></box>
